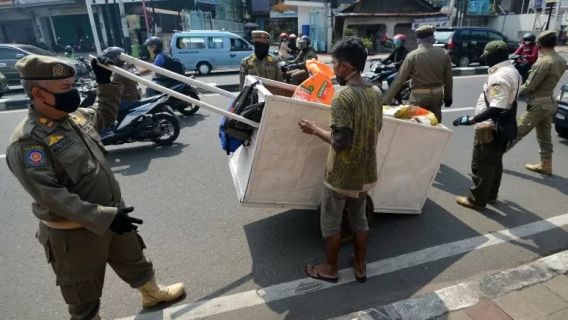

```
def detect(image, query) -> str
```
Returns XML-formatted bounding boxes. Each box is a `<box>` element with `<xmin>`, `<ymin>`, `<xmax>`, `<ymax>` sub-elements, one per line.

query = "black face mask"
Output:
<box><xmin>254</xmin><ymin>43</ymin><xmax>270</xmax><ymax>60</ymax></box>
<box><xmin>40</xmin><ymin>87</ymin><xmax>81</xmax><ymax>113</ymax></box>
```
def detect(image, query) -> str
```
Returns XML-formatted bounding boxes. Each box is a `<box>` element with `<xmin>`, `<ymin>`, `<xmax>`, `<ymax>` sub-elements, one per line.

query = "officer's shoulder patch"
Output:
<box><xmin>21</xmin><ymin>144</ymin><xmax>48</xmax><ymax>168</ymax></box>
<box><xmin>267</xmin><ymin>55</ymin><xmax>274</xmax><ymax>63</ymax></box>
<box><xmin>69</xmin><ymin>112</ymin><xmax>88</xmax><ymax>126</ymax></box>
<box><xmin>490</xmin><ymin>83</ymin><xmax>502</xmax><ymax>97</ymax></box>
<box><xmin>37</xmin><ymin>117</ymin><xmax>56</xmax><ymax>129</ymax></box>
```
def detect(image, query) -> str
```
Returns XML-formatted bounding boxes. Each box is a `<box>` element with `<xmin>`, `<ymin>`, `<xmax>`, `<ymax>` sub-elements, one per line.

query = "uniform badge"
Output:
<box><xmin>70</xmin><ymin>113</ymin><xmax>87</xmax><ymax>126</ymax></box>
<box><xmin>490</xmin><ymin>84</ymin><xmax>501</xmax><ymax>97</ymax></box>
<box><xmin>37</xmin><ymin>117</ymin><xmax>55</xmax><ymax>129</ymax></box>
<box><xmin>47</xmin><ymin>134</ymin><xmax>64</xmax><ymax>146</ymax></box>
<box><xmin>53</xmin><ymin>64</ymin><xmax>67</xmax><ymax>78</ymax></box>
<box><xmin>22</xmin><ymin>144</ymin><xmax>48</xmax><ymax>168</ymax></box>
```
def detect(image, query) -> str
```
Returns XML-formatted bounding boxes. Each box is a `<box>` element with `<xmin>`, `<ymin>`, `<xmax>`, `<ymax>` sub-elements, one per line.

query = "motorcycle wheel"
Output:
<box><xmin>175</xmin><ymin>89</ymin><xmax>200</xmax><ymax>116</ymax></box>
<box><xmin>151</xmin><ymin>113</ymin><xmax>180</xmax><ymax>146</ymax></box>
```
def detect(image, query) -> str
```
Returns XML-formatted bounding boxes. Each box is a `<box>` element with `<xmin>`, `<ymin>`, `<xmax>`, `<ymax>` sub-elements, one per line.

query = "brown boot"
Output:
<box><xmin>456</xmin><ymin>196</ymin><xmax>485</xmax><ymax>210</ymax></box>
<box><xmin>137</xmin><ymin>277</ymin><xmax>185</xmax><ymax>308</ymax></box>
<box><xmin>526</xmin><ymin>159</ymin><xmax>552</xmax><ymax>176</ymax></box>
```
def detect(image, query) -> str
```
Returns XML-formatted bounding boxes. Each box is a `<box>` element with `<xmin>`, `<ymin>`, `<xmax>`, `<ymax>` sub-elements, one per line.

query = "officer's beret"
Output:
<box><xmin>537</xmin><ymin>30</ymin><xmax>557</xmax><ymax>46</ymax></box>
<box><xmin>483</xmin><ymin>40</ymin><xmax>508</xmax><ymax>55</ymax></box>
<box><xmin>251</xmin><ymin>30</ymin><xmax>271</xmax><ymax>44</ymax></box>
<box><xmin>415</xmin><ymin>25</ymin><xmax>435</xmax><ymax>39</ymax></box>
<box><xmin>15</xmin><ymin>55</ymin><xmax>76</xmax><ymax>80</ymax></box>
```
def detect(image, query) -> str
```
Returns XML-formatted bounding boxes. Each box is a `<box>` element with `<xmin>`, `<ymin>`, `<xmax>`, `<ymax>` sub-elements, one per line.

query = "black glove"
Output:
<box><xmin>91</xmin><ymin>57</ymin><xmax>113</xmax><ymax>84</ymax></box>
<box><xmin>109</xmin><ymin>207</ymin><xmax>143</xmax><ymax>234</ymax></box>
<box><xmin>444</xmin><ymin>99</ymin><xmax>452</xmax><ymax>108</ymax></box>
<box><xmin>452</xmin><ymin>116</ymin><xmax>473</xmax><ymax>127</ymax></box>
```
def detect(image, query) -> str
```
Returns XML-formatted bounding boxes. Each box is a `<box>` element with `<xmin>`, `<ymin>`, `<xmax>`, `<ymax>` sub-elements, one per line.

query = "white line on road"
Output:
<box><xmin>0</xmin><ymin>154</ymin><xmax>5</xmax><ymax>159</ymax></box>
<box><xmin>442</xmin><ymin>107</ymin><xmax>475</xmax><ymax>113</ymax></box>
<box><xmin>119</xmin><ymin>212</ymin><xmax>568</xmax><ymax>320</ymax></box>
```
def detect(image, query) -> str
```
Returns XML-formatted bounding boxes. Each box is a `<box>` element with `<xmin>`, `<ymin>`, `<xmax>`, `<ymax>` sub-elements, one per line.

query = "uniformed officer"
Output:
<box><xmin>6</xmin><ymin>55</ymin><xmax>185</xmax><ymax>320</ymax></box>
<box><xmin>452</xmin><ymin>41</ymin><xmax>522</xmax><ymax>210</ymax></box>
<box><xmin>506</xmin><ymin>30</ymin><xmax>567</xmax><ymax>175</ymax></box>
<box><xmin>239</xmin><ymin>30</ymin><xmax>283</xmax><ymax>90</ymax></box>
<box><xmin>384</xmin><ymin>25</ymin><xmax>453</xmax><ymax>122</ymax></box>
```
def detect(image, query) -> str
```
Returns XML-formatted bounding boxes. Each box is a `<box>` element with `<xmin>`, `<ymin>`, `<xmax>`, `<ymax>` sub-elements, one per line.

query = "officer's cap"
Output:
<box><xmin>16</xmin><ymin>55</ymin><xmax>76</xmax><ymax>80</ymax></box>
<box><xmin>415</xmin><ymin>25</ymin><xmax>435</xmax><ymax>39</ymax></box>
<box><xmin>251</xmin><ymin>30</ymin><xmax>271</xmax><ymax>44</ymax></box>
<box><xmin>483</xmin><ymin>40</ymin><xmax>508</xmax><ymax>55</ymax></box>
<box><xmin>537</xmin><ymin>30</ymin><xmax>557</xmax><ymax>47</ymax></box>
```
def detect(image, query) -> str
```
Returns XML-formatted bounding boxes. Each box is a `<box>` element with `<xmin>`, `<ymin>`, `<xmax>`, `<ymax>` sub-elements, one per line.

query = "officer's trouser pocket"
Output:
<box><xmin>475</xmin><ymin>127</ymin><xmax>494</xmax><ymax>144</ymax></box>
<box><xmin>36</xmin><ymin>225</ymin><xmax>53</xmax><ymax>263</ymax></box>
<box><xmin>58</xmin><ymin>271</ymin><xmax>104</xmax><ymax>305</ymax></box>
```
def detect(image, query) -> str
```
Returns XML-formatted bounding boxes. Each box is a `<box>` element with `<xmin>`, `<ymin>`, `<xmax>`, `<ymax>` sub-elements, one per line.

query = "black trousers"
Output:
<box><xmin>468</xmin><ymin>136</ymin><xmax>507</xmax><ymax>206</ymax></box>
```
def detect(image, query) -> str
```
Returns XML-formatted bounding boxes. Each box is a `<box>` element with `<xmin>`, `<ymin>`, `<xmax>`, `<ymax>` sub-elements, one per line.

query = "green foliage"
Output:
<box><xmin>362</xmin><ymin>37</ymin><xmax>373</xmax><ymax>49</ymax></box>
<box><xmin>343</xmin><ymin>28</ymin><xmax>358</xmax><ymax>38</ymax></box>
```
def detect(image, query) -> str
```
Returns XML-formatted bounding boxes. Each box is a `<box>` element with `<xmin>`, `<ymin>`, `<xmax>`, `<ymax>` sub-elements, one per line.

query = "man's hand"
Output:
<box><xmin>452</xmin><ymin>116</ymin><xmax>473</xmax><ymax>127</ymax></box>
<box><xmin>109</xmin><ymin>207</ymin><xmax>143</xmax><ymax>234</ymax></box>
<box><xmin>91</xmin><ymin>57</ymin><xmax>113</xmax><ymax>84</ymax></box>
<box><xmin>444</xmin><ymin>99</ymin><xmax>452</xmax><ymax>108</ymax></box>
<box><xmin>298</xmin><ymin>119</ymin><xmax>320</xmax><ymax>135</ymax></box>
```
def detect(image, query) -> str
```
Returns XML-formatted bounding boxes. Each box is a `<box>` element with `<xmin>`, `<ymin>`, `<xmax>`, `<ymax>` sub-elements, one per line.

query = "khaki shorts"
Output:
<box><xmin>320</xmin><ymin>186</ymin><xmax>369</xmax><ymax>238</ymax></box>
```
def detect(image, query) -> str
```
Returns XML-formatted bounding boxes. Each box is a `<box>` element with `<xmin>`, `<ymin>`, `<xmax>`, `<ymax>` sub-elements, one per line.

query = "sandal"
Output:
<box><xmin>304</xmin><ymin>264</ymin><xmax>339</xmax><ymax>283</ymax></box>
<box><xmin>351</xmin><ymin>257</ymin><xmax>367</xmax><ymax>283</ymax></box>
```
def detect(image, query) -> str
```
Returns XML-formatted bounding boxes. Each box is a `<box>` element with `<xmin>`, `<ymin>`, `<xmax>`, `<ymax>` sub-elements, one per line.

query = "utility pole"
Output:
<box><xmin>85</xmin><ymin>0</ymin><xmax>102</xmax><ymax>53</ymax></box>
<box><xmin>117</xmin><ymin>0</ymin><xmax>131</xmax><ymax>53</ymax></box>
<box><xmin>545</xmin><ymin>1</ymin><xmax>555</xmax><ymax>30</ymax></box>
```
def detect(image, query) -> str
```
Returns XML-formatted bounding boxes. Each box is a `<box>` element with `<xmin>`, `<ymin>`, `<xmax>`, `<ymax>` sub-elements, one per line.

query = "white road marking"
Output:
<box><xmin>0</xmin><ymin>154</ymin><xmax>5</xmax><ymax>159</ymax></box>
<box><xmin>118</xmin><ymin>212</ymin><xmax>568</xmax><ymax>320</ymax></box>
<box><xmin>442</xmin><ymin>107</ymin><xmax>475</xmax><ymax>113</ymax></box>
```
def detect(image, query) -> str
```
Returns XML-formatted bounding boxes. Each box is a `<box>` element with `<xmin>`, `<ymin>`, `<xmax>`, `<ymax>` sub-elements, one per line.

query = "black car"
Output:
<box><xmin>555</xmin><ymin>83</ymin><xmax>568</xmax><ymax>138</ymax></box>
<box><xmin>434</xmin><ymin>27</ymin><xmax>518</xmax><ymax>67</ymax></box>
<box><xmin>0</xmin><ymin>44</ymin><xmax>89</xmax><ymax>85</ymax></box>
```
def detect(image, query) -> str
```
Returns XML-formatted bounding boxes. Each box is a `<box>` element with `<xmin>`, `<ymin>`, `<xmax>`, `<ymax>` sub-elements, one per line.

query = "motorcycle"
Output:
<box><xmin>362</xmin><ymin>60</ymin><xmax>410</xmax><ymax>105</ymax></box>
<box><xmin>77</xmin><ymin>78</ymin><xmax>97</xmax><ymax>108</ymax></box>
<box><xmin>164</xmin><ymin>82</ymin><xmax>200</xmax><ymax>116</ymax></box>
<box><xmin>511</xmin><ymin>55</ymin><xmax>531</xmax><ymax>83</ymax></box>
<box><xmin>100</xmin><ymin>94</ymin><xmax>182</xmax><ymax>146</ymax></box>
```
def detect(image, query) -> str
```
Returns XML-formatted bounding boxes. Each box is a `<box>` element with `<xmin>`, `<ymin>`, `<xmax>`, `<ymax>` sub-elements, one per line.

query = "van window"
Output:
<box><xmin>471</xmin><ymin>30</ymin><xmax>487</xmax><ymax>41</ymax></box>
<box><xmin>456</xmin><ymin>30</ymin><xmax>471</xmax><ymax>41</ymax></box>
<box><xmin>230</xmin><ymin>38</ymin><xmax>250</xmax><ymax>51</ymax></box>
<box><xmin>176</xmin><ymin>37</ymin><xmax>206</xmax><ymax>49</ymax></box>
<box><xmin>208</xmin><ymin>37</ymin><xmax>224</xmax><ymax>49</ymax></box>
<box><xmin>488</xmin><ymin>32</ymin><xmax>504</xmax><ymax>41</ymax></box>
<box><xmin>434</xmin><ymin>31</ymin><xmax>454</xmax><ymax>43</ymax></box>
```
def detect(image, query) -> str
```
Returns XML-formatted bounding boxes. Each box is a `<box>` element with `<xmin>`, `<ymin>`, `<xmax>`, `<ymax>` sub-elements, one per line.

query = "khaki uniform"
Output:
<box><xmin>469</xmin><ymin>61</ymin><xmax>521</xmax><ymax>206</ymax></box>
<box><xmin>112</xmin><ymin>72</ymin><xmax>140</xmax><ymax>103</ymax></box>
<box><xmin>6</xmin><ymin>84</ymin><xmax>154</xmax><ymax>320</ymax></box>
<box><xmin>385</xmin><ymin>43</ymin><xmax>453</xmax><ymax>122</ymax></box>
<box><xmin>239</xmin><ymin>53</ymin><xmax>283</xmax><ymax>90</ymax></box>
<box><xmin>509</xmin><ymin>50</ymin><xmax>567</xmax><ymax>160</ymax></box>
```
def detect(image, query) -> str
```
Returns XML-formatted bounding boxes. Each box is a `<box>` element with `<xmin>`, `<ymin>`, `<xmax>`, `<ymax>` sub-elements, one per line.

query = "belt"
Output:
<box><xmin>412</xmin><ymin>86</ymin><xmax>444</xmax><ymax>94</ymax></box>
<box><xmin>41</xmin><ymin>220</ymin><xmax>83</xmax><ymax>230</ymax></box>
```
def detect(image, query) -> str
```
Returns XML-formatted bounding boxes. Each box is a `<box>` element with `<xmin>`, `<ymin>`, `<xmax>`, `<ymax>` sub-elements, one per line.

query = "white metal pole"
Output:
<box><xmin>49</xmin><ymin>16</ymin><xmax>57</xmax><ymax>46</ymax></box>
<box><xmin>85</xmin><ymin>0</ymin><xmax>102</xmax><ymax>54</ymax></box>
<box><xmin>97</xmin><ymin>6</ymin><xmax>109</xmax><ymax>48</ymax></box>
<box><xmin>117</xmin><ymin>0</ymin><xmax>132</xmax><ymax>53</ymax></box>
<box><xmin>119</xmin><ymin>53</ymin><xmax>238</xmax><ymax>98</ymax></box>
<box><xmin>90</xmin><ymin>57</ymin><xmax>258</xmax><ymax>127</ymax></box>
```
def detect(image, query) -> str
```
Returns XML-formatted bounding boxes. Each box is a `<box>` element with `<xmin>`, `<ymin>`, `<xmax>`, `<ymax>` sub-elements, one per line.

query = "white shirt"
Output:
<box><xmin>474</xmin><ymin>60</ymin><xmax>521</xmax><ymax>129</ymax></box>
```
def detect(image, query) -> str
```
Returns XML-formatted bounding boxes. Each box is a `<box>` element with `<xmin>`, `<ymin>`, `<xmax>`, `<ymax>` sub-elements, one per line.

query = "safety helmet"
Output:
<box><xmin>144</xmin><ymin>36</ymin><xmax>163</xmax><ymax>51</ymax></box>
<box><xmin>300</xmin><ymin>35</ymin><xmax>311</xmax><ymax>46</ymax></box>
<box><xmin>279</xmin><ymin>32</ymin><xmax>288</xmax><ymax>41</ymax></box>
<box><xmin>64</xmin><ymin>45</ymin><xmax>73</xmax><ymax>53</ymax></box>
<box><xmin>523</xmin><ymin>33</ymin><xmax>536</xmax><ymax>43</ymax></box>
<box><xmin>393</xmin><ymin>34</ymin><xmax>407</xmax><ymax>42</ymax></box>
<box><xmin>289</xmin><ymin>33</ymin><xmax>297</xmax><ymax>40</ymax></box>
<box><xmin>101</xmin><ymin>46</ymin><xmax>125</xmax><ymax>66</ymax></box>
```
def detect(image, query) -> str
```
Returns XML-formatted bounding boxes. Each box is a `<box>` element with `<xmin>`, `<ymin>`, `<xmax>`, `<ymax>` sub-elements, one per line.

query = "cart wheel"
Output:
<box><xmin>339</xmin><ymin>195</ymin><xmax>375</xmax><ymax>245</ymax></box>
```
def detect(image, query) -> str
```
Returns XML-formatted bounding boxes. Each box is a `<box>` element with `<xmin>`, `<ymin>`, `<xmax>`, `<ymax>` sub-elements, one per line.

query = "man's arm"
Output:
<box><xmin>514</xmin><ymin>45</ymin><xmax>523</xmax><ymax>56</ymax></box>
<box><xmin>384</xmin><ymin>56</ymin><xmax>413</xmax><ymax>103</ymax></box>
<box><xmin>520</xmin><ymin>62</ymin><xmax>550</xmax><ymax>95</ymax></box>
<box><xmin>444</xmin><ymin>54</ymin><xmax>453</xmax><ymax>101</ymax></box>
<box><xmin>6</xmin><ymin>142</ymin><xmax>117</xmax><ymax>235</ymax></box>
<box><xmin>82</xmin><ymin>83</ymin><xmax>122</xmax><ymax>131</ymax></box>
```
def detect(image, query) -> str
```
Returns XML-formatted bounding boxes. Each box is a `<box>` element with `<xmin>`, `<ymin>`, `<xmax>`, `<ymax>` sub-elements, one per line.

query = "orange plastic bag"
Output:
<box><xmin>292</xmin><ymin>59</ymin><xmax>336</xmax><ymax>105</ymax></box>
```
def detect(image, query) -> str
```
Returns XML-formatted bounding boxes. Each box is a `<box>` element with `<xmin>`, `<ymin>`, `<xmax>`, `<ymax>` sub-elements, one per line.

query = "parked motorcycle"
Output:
<box><xmin>100</xmin><ymin>94</ymin><xmax>181</xmax><ymax>146</ymax></box>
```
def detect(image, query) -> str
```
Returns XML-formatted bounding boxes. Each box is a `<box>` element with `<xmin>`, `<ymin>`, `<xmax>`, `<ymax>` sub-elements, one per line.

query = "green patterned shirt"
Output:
<box><xmin>325</xmin><ymin>85</ymin><xmax>383</xmax><ymax>191</ymax></box>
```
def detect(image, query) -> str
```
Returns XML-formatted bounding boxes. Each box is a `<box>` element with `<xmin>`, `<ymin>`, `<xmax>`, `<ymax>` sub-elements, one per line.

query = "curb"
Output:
<box><xmin>330</xmin><ymin>250</ymin><xmax>568</xmax><ymax>320</ymax></box>
<box><xmin>453</xmin><ymin>66</ymin><xmax>488</xmax><ymax>76</ymax></box>
<box><xmin>0</xmin><ymin>97</ymin><xmax>29</xmax><ymax>111</ymax></box>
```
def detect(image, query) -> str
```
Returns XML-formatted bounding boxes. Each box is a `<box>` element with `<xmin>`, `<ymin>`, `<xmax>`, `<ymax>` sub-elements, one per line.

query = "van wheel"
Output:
<box><xmin>196</xmin><ymin>62</ymin><xmax>212</xmax><ymax>75</ymax></box>
<box><xmin>458</xmin><ymin>56</ymin><xmax>470</xmax><ymax>67</ymax></box>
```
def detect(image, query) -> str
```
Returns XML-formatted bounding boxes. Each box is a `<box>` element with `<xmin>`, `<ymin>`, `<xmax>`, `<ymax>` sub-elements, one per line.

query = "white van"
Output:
<box><xmin>170</xmin><ymin>30</ymin><xmax>253</xmax><ymax>75</ymax></box>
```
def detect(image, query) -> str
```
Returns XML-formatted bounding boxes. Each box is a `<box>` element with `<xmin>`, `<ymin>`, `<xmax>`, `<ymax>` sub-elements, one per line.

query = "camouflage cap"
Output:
<box><xmin>537</xmin><ymin>30</ymin><xmax>557</xmax><ymax>46</ymax></box>
<box><xmin>15</xmin><ymin>54</ymin><xmax>76</xmax><ymax>80</ymax></box>
<box><xmin>415</xmin><ymin>25</ymin><xmax>435</xmax><ymax>39</ymax></box>
<box><xmin>251</xmin><ymin>30</ymin><xmax>271</xmax><ymax>44</ymax></box>
<box><xmin>483</xmin><ymin>40</ymin><xmax>508</xmax><ymax>55</ymax></box>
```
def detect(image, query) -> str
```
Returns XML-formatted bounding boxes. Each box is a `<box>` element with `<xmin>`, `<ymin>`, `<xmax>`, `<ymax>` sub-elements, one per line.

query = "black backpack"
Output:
<box><xmin>160</xmin><ymin>53</ymin><xmax>186</xmax><ymax>76</ymax></box>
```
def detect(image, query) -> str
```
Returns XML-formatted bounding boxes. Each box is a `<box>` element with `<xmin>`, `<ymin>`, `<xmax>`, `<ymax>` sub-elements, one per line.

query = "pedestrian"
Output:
<box><xmin>5</xmin><ymin>55</ymin><xmax>185</xmax><ymax>320</ymax></box>
<box><xmin>506</xmin><ymin>30</ymin><xmax>567</xmax><ymax>176</ymax></box>
<box><xmin>239</xmin><ymin>30</ymin><xmax>283</xmax><ymax>90</ymax></box>
<box><xmin>297</xmin><ymin>38</ymin><xmax>383</xmax><ymax>283</ymax></box>
<box><xmin>452</xmin><ymin>41</ymin><xmax>522</xmax><ymax>210</ymax></box>
<box><xmin>384</xmin><ymin>25</ymin><xmax>453</xmax><ymax>122</ymax></box>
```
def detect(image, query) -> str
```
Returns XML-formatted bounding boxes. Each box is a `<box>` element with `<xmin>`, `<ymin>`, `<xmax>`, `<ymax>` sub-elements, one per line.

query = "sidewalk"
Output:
<box><xmin>332</xmin><ymin>250</ymin><xmax>568</xmax><ymax>320</ymax></box>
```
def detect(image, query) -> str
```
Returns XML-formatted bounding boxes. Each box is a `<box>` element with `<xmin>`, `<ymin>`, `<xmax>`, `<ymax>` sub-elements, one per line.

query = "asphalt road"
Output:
<box><xmin>1</xmin><ymin>74</ymin><xmax>568</xmax><ymax>320</ymax></box>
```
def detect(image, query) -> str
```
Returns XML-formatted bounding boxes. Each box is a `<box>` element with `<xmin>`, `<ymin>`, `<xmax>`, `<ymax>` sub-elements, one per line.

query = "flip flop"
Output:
<box><xmin>351</xmin><ymin>257</ymin><xmax>367</xmax><ymax>283</ymax></box>
<box><xmin>304</xmin><ymin>264</ymin><xmax>339</xmax><ymax>283</ymax></box>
